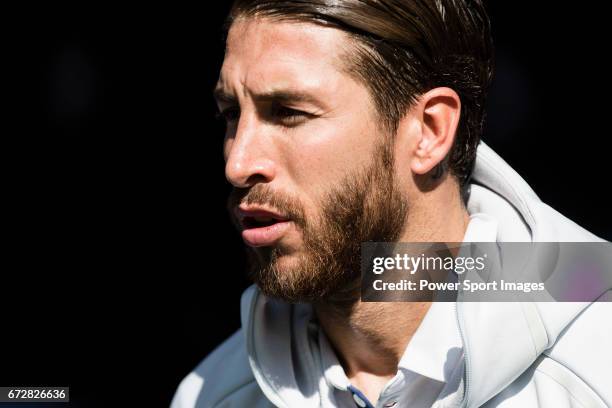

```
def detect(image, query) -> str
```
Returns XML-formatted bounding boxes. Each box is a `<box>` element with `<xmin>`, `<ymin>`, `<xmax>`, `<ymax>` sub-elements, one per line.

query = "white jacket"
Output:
<box><xmin>171</xmin><ymin>142</ymin><xmax>612</xmax><ymax>408</ymax></box>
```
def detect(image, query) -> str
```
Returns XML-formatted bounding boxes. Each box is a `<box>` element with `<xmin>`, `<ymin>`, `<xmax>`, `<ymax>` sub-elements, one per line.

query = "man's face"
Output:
<box><xmin>217</xmin><ymin>17</ymin><xmax>408</xmax><ymax>302</ymax></box>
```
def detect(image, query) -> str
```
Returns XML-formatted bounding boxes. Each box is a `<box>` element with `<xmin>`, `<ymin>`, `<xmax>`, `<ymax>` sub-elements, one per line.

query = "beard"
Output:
<box><xmin>227</xmin><ymin>139</ymin><xmax>408</xmax><ymax>305</ymax></box>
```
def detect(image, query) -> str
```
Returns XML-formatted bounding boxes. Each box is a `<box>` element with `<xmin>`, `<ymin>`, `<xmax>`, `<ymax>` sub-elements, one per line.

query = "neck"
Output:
<box><xmin>313</xmin><ymin>181</ymin><xmax>470</xmax><ymax>403</ymax></box>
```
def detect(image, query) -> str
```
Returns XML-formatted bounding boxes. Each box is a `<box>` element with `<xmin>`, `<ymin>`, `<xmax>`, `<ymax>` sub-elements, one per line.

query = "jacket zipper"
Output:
<box><xmin>455</xmin><ymin>300</ymin><xmax>472</xmax><ymax>408</ymax></box>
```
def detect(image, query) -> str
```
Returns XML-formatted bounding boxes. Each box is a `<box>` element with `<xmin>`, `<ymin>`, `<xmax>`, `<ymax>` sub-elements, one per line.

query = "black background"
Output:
<box><xmin>2</xmin><ymin>2</ymin><xmax>610</xmax><ymax>407</ymax></box>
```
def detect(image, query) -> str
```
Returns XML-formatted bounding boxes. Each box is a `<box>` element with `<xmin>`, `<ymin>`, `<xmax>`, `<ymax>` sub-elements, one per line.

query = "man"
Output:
<box><xmin>172</xmin><ymin>1</ymin><xmax>611</xmax><ymax>407</ymax></box>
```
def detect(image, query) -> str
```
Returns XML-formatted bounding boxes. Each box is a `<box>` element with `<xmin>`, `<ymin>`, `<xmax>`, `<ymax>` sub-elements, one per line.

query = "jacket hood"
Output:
<box><xmin>240</xmin><ymin>141</ymin><xmax>608</xmax><ymax>408</ymax></box>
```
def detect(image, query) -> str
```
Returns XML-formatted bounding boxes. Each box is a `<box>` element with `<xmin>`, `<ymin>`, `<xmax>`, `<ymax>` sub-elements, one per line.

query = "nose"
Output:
<box><xmin>224</xmin><ymin>116</ymin><xmax>276</xmax><ymax>188</ymax></box>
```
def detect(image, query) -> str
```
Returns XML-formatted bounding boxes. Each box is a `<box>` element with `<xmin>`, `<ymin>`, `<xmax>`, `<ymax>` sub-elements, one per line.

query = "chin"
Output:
<box><xmin>270</xmin><ymin>248</ymin><xmax>304</xmax><ymax>271</ymax></box>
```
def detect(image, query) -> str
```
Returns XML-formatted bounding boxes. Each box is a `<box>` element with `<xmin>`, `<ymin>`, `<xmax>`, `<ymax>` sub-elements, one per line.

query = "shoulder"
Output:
<box><xmin>541</xmin><ymin>293</ymin><xmax>612</xmax><ymax>406</ymax></box>
<box><xmin>171</xmin><ymin>328</ymin><xmax>265</xmax><ymax>408</ymax></box>
<box><xmin>486</xmin><ymin>297</ymin><xmax>612</xmax><ymax>407</ymax></box>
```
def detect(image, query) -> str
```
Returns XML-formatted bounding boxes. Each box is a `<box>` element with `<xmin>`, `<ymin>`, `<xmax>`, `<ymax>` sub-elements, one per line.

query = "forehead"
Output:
<box><xmin>218</xmin><ymin>17</ymin><xmax>352</xmax><ymax>96</ymax></box>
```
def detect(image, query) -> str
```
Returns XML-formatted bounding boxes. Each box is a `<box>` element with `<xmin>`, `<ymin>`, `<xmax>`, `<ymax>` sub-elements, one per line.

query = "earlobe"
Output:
<box><xmin>412</xmin><ymin>137</ymin><xmax>433</xmax><ymax>174</ymax></box>
<box><xmin>411</xmin><ymin>144</ymin><xmax>438</xmax><ymax>175</ymax></box>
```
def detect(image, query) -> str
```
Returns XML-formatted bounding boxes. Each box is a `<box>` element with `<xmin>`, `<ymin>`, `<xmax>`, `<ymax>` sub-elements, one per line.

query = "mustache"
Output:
<box><xmin>226</xmin><ymin>184</ymin><xmax>307</xmax><ymax>228</ymax></box>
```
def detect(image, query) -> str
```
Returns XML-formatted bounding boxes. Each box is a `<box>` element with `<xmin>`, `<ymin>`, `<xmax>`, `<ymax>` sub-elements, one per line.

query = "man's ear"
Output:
<box><xmin>410</xmin><ymin>87</ymin><xmax>461</xmax><ymax>176</ymax></box>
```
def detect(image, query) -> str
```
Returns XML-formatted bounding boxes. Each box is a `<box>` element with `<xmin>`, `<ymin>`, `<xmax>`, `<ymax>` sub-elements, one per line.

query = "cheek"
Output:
<box><xmin>283</xmin><ymin>119</ymin><xmax>376</xmax><ymax>197</ymax></box>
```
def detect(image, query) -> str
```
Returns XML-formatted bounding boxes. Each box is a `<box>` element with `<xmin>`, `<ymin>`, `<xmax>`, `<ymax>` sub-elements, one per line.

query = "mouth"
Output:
<box><xmin>237</xmin><ymin>207</ymin><xmax>293</xmax><ymax>247</ymax></box>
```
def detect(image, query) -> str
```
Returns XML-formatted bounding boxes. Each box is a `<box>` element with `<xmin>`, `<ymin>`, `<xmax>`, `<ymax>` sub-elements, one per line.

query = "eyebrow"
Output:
<box><xmin>213</xmin><ymin>88</ymin><xmax>237</xmax><ymax>104</ymax></box>
<box><xmin>213</xmin><ymin>87</ymin><xmax>321</xmax><ymax>106</ymax></box>
<box><xmin>254</xmin><ymin>90</ymin><xmax>320</xmax><ymax>105</ymax></box>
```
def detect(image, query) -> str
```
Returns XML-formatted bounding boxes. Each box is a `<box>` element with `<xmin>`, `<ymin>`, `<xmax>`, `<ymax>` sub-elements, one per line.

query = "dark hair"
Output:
<box><xmin>225</xmin><ymin>0</ymin><xmax>494</xmax><ymax>186</ymax></box>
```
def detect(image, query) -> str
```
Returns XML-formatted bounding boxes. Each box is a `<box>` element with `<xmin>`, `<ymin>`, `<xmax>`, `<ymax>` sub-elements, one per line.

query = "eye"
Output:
<box><xmin>270</xmin><ymin>103</ymin><xmax>309</xmax><ymax>126</ymax></box>
<box><xmin>215</xmin><ymin>106</ymin><xmax>240</xmax><ymax>123</ymax></box>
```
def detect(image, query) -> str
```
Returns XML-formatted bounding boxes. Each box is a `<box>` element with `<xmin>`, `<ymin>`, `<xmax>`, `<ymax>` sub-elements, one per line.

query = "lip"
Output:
<box><xmin>237</xmin><ymin>206</ymin><xmax>292</xmax><ymax>247</ymax></box>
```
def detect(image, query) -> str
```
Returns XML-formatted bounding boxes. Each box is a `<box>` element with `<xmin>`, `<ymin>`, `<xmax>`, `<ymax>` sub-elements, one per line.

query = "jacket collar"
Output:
<box><xmin>458</xmin><ymin>142</ymin><xmax>597</xmax><ymax>407</ymax></box>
